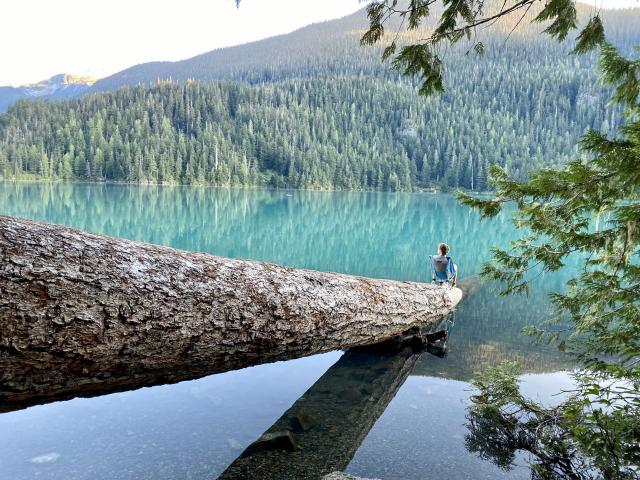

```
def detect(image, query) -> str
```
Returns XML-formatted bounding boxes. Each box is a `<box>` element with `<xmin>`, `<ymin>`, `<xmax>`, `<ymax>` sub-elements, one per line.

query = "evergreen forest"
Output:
<box><xmin>0</xmin><ymin>4</ymin><xmax>638</xmax><ymax>191</ymax></box>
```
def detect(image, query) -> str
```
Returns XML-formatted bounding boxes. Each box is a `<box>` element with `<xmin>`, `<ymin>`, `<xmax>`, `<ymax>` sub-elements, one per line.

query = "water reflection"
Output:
<box><xmin>0</xmin><ymin>353</ymin><xmax>342</xmax><ymax>480</ymax></box>
<box><xmin>0</xmin><ymin>308</ymin><xmax>568</xmax><ymax>480</ymax></box>
<box><xmin>0</xmin><ymin>183</ymin><xmax>575</xmax><ymax>479</ymax></box>
<box><xmin>0</xmin><ymin>182</ymin><xmax>514</xmax><ymax>282</ymax></box>
<box><xmin>414</xmin><ymin>280</ymin><xmax>572</xmax><ymax>381</ymax></box>
<box><xmin>220</xmin><ymin>340</ymin><xmax>424</xmax><ymax>479</ymax></box>
<box><xmin>217</xmin><ymin>310</ymin><xmax>570</xmax><ymax>480</ymax></box>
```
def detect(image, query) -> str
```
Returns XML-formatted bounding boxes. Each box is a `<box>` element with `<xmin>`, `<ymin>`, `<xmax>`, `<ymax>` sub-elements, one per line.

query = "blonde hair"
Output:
<box><xmin>438</xmin><ymin>243</ymin><xmax>449</xmax><ymax>256</ymax></box>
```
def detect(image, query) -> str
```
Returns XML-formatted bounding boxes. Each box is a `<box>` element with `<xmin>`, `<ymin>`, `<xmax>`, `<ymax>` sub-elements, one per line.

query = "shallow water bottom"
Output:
<box><xmin>0</xmin><ymin>351</ymin><xmax>573</xmax><ymax>480</ymax></box>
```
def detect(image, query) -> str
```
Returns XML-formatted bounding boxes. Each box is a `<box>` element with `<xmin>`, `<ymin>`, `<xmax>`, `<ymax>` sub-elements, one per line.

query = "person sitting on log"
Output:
<box><xmin>429</xmin><ymin>243</ymin><xmax>458</xmax><ymax>287</ymax></box>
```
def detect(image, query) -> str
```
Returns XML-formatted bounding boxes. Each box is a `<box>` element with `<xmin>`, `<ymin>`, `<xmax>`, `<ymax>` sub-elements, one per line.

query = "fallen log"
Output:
<box><xmin>0</xmin><ymin>215</ymin><xmax>462</xmax><ymax>410</ymax></box>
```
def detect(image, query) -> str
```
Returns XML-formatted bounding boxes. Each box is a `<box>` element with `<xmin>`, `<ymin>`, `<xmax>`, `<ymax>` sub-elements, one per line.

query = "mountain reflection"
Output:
<box><xmin>0</xmin><ymin>182</ymin><xmax>515</xmax><ymax>282</ymax></box>
<box><xmin>0</xmin><ymin>184</ymin><xmax>577</xmax><ymax>479</ymax></box>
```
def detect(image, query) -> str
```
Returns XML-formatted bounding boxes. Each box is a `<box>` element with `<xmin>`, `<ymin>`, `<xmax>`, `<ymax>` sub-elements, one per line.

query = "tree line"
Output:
<box><xmin>0</xmin><ymin>72</ymin><xmax>618</xmax><ymax>191</ymax></box>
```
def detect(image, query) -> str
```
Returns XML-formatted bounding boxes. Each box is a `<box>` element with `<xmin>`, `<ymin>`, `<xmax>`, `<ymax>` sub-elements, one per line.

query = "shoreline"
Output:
<box><xmin>0</xmin><ymin>178</ymin><xmax>494</xmax><ymax>196</ymax></box>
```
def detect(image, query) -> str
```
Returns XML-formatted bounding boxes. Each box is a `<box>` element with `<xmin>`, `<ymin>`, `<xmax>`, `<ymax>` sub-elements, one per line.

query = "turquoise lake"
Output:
<box><xmin>0</xmin><ymin>182</ymin><xmax>574</xmax><ymax>479</ymax></box>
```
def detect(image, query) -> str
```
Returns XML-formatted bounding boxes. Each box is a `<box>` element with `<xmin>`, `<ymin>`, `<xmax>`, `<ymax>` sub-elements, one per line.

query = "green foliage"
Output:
<box><xmin>535</xmin><ymin>0</ymin><xmax>577</xmax><ymax>42</ymax></box>
<box><xmin>457</xmin><ymin>27</ymin><xmax>640</xmax><ymax>480</ymax></box>
<box><xmin>467</xmin><ymin>362</ymin><xmax>640</xmax><ymax>479</ymax></box>
<box><xmin>392</xmin><ymin>44</ymin><xmax>444</xmax><ymax>94</ymax></box>
<box><xmin>361</xmin><ymin>2</ymin><xmax>388</xmax><ymax>45</ymax></box>
<box><xmin>458</xmin><ymin>36</ymin><xmax>639</xmax><ymax>374</ymax></box>
<box><xmin>363</xmin><ymin>2</ymin><xmax>640</xmax><ymax>476</ymax></box>
<box><xmin>573</xmin><ymin>15</ymin><xmax>605</xmax><ymax>54</ymax></box>
<box><xmin>599</xmin><ymin>43</ymin><xmax>640</xmax><ymax>106</ymax></box>
<box><xmin>11</xmin><ymin>2</ymin><xmax>629</xmax><ymax>193</ymax></box>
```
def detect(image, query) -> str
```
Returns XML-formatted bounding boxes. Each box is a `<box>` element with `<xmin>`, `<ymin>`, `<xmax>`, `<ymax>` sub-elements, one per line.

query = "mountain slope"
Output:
<box><xmin>0</xmin><ymin>73</ymin><xmax>620</xmax><ymax>191</ymax></box>
<box><xmin>89</xmin><ymin>11</ymin><xmax>370</xmax><ymax>92</ymax></box>
<box><xmin>89</xmin><ymin>4</ymin><xmax>640</xmax><ymax>92</ymax></box>
<box><xmin>0</xmin><ymin>74</ymin><xmax>94</xmax><ymax>112</ymax></box>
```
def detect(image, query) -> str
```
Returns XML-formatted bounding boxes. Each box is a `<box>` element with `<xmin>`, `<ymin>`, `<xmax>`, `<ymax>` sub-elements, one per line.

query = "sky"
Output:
<box><xmin>2</xmin><ymin>0</ymin><xmax>638</xmax><ymax>86</ymax></box>
<box><xmin>1</xmin><ymin>0</ymin><xmax>363</xmax><ymax>86</ymax></box>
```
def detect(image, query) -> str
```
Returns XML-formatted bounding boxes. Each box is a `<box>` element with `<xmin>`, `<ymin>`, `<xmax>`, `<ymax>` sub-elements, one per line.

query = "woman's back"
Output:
<box><xmin>431</xmin><ymin>243</ymin><xmax>457</xmax><ymax>285</ymax></box>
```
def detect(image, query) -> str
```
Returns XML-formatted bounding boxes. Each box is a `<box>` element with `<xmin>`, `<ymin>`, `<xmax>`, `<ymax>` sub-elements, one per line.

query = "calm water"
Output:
<box><xmin>0</xmin><ymin>182</ymin><xmax>573</xmax><ymax>479</ymax></box>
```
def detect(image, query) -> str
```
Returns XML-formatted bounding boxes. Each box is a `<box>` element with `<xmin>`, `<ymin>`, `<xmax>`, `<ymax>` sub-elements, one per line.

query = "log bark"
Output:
<box><xmin>0</xmin><ymin>215</ymin><xmax>462</xmax><ymax>410</ymax></box>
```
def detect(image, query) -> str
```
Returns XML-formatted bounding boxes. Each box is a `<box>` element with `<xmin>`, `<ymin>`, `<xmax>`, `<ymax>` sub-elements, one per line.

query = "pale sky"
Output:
<box><xmin>1</xmin><ymin>0</ymin><xmax>364</xmax><ymax>86</ymax></box>
<box><xmin>2</xmin><ymin>0</ymin><xmax>638</xmax><ymax>86</ymax></box>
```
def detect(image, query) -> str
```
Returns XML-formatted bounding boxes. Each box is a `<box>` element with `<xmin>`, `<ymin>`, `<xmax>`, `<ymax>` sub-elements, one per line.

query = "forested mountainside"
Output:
<box><xmin>1</xmin><ymin>4</ymin><xmax>639</xmax><ymax>190</ymax></box>
<box><xmin>0</xmin><ymin>74</ymin><xmax>619</xmax><ymax>190</ymax></box>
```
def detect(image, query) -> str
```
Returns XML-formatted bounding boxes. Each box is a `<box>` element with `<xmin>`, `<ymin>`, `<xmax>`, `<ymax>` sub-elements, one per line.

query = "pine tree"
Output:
<box><xmin>364</xmin><ymin>2</ymin><xmax>639</xmax><ymax>476</ymax></box>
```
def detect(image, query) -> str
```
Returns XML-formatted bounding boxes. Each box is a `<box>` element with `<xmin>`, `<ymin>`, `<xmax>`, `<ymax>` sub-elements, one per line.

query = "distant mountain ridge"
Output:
<box><xmin>88</xmin><ymin>2</ymin><xmax>640</xmax><ymax>93</ymax></box>
<box><xmin>2</xmin><ymin>2</ymin><xmax>639</xmax><ymax>112</ymax></box>
<box><xmin>0</xmin><ymin>74</ymin><xmax>95</xmax><ymax>112</ymax></box>
<box><xmin>88</xmin><ymin>10</ymin><xmax>369</xmax><ymax>92</ymax></box>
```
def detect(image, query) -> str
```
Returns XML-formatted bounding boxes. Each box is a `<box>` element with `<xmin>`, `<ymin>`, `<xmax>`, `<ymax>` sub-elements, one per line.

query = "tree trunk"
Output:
<box><xmin>0</xmin><ymin>215</ymin><xmax>462</xmax><ymax>411</ymax></box>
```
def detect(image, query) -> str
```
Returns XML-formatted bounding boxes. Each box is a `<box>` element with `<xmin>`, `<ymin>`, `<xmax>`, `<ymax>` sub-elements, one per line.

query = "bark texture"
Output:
<box><xmin>0</xmin><ymin>215</ymin><xmax>462</xmax><ymax>410</ymax></box>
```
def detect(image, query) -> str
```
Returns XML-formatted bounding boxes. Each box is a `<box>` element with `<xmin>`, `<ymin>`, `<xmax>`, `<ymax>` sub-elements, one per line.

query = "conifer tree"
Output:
<box><xmin>361</xmin><ymin>1</ymin><xmax>639</xmax><ymax>476</ymax></box>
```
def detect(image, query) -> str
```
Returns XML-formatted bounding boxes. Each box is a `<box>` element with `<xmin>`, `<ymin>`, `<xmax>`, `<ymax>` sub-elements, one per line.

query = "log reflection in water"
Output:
<box><xmin>218</xmin><ymin>334</ymin><xmax>431</xmax><ymax>480</ymax></box>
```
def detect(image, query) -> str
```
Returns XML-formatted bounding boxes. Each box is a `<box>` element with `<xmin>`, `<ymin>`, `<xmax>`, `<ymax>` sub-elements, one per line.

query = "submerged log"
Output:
<box><xmin>220</xmin><ymin>336</ymin><xmax>424</xmax><ymax>480</ymax></box>
<box><xmin>0</xmin><ymin>215</ymin><xmax>462</xmax><ymax>410</ymax></box>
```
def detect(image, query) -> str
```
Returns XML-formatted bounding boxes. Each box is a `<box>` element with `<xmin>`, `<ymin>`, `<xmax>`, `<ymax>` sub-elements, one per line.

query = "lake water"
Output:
<box><xmin>0</xmin><ymin>183</ymin><xmax>574</xmax><ymax>479</ymax></box>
